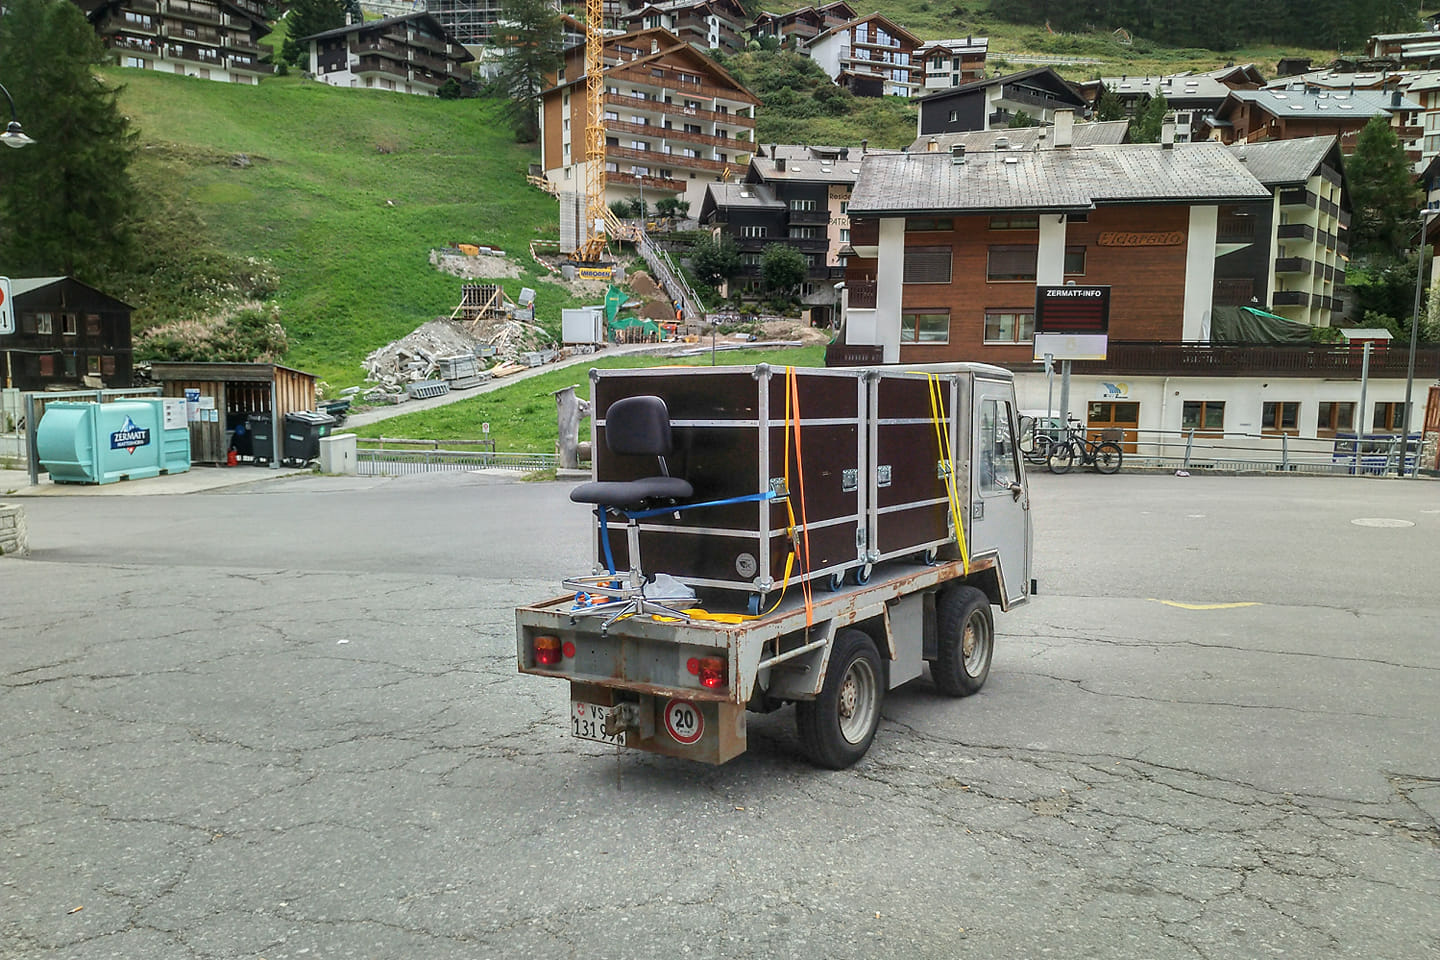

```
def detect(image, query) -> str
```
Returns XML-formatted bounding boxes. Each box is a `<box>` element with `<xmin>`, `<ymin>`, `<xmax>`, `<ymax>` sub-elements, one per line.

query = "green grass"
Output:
<box><xmin>107</xmin><ymin>67</ymin><xmax>584</xmax><ymax>388</ymax></box>
<box><xmin>350</xmin><ymin>346</ymin><xmax>827</xmax><ymax>450</ymax></box>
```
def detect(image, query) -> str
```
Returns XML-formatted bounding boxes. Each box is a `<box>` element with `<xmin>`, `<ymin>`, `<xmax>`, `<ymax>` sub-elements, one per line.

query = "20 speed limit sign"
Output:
<box><xmin>663</xmin><ymin>698</ymin><xmax>703</xmax><ymax>745</ymax></box>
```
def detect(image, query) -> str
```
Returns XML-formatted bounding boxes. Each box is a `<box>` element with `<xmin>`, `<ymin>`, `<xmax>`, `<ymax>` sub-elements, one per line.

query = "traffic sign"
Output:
<box><xmin>0</xmin><ymin>276</ymin><xmax>12</xmax><ymax>335</ymax></box>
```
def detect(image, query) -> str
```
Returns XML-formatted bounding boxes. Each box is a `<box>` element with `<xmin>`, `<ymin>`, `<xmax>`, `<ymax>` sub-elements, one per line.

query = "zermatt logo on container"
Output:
<box><xmin>110</xmin><ymin>416</ymin><xmax>151</xmax><ymax>455</ymax></box>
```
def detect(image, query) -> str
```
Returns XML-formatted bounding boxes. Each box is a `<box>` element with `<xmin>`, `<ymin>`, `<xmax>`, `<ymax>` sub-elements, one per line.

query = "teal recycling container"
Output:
<box><xmin>36</xmin><ymin>398</ymin><xmax>192</xmax><ymax>485</ymax></box>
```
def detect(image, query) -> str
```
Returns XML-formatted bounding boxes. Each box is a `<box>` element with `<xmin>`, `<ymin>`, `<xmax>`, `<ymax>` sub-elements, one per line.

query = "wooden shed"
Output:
<box><xmin>147</xmin><ymin>362</ymin><xmax>318</xmax><ymax>465</ymax></box>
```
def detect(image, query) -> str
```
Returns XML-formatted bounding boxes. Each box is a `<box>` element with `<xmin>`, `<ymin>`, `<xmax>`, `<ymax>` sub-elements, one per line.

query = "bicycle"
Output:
<box><xmin>1019</xmin><ymin>415</ymin><xmax>1060</xmax><ymax>466</ymax></box>
<box><xmin>1047</xmin><ymin>418</ymin><xmax>1124</xmax><ymax>475</ymax></box>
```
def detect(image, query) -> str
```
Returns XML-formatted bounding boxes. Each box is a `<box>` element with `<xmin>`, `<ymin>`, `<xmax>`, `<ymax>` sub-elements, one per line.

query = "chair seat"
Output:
<box><xmin>570</xmin><ymin>476</ymin><xmax>693</xmax><ymax>507</ymax></box>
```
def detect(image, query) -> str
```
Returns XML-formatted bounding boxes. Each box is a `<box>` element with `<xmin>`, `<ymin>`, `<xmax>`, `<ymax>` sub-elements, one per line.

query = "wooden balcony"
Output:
<box><xmin>1274</xmin><ymin>256</ymin><xmax>1312</xmax><ymax>274</ymax></box>
<box><xmin>166</xmin><ymin>45</ymin><xmax>223</xmax><ymax>66</ymax></box>
<box><xmin>788</xmin><ymin>209</ymin><xmax>829</xmax><ymax>225</ymax></box>
<box><xmin>1277</xmin><ymin>223</ymin><xmax>1315</xmax><ymax>241</ymax></box>
<box><xmin>164</xmin><ymin>1</ymin><xmax>223</xmax><ymax>26</ymax></box>
<box><xmin>848</xmin><ymin>279</ymin><xmax>878</xmax><ymax>308</ymax></box>
<box><xmin>605</xmin><ymin>118</ymin><xmax>749</xmax><ymax>152</ymax></box>
<box><xmin>163</xmin><ymin>23</ymin><xmax>222</xmax><ymax>45</ymax></box>
<box><xmin>1272</xmin><ymin>290</ymin><xmax>1310</xmax><ymax>306</ymax></box>
<box><xmin>609</xmin><ymin>66</ymin><xmax>753</xmax><ymax>107</ymax></box>
<box><xmin>608</xmin><ymin>171</ymin><xmax>687</xmax><ymax>192</ymax></box>
<box><xmin>607</xmin><ymin>144</ymin><xmax>725</xmax><ymax>173</ymax></box>
<box><xmin>603</xmin><ymin>92</ymin><xmax>754</xmax><ymax>128</ymax></box>
<box><xmin>1060</xmin><ymin>342</ymin><xmax>1440</xmax><ymax>378</ymax></box>
<box><xmin>355</xmin><ymin>56</ymin><xmax>408</xmax><ymax>80</ymax></box>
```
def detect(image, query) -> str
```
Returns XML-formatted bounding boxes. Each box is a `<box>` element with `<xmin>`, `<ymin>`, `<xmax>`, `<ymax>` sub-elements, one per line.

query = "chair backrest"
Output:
<box><xmin>604</xmin><ymin>395</ymin><xmax>674</xmax><ymax>458</ymax></box>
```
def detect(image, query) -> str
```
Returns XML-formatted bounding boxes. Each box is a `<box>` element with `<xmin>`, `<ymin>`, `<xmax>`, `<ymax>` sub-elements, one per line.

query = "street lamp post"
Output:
<box><xmin>0</xmin><ymin>81</ymin><xmax>35</xmax><ymax>149</ymax></box>
<box><xmin>1404</xmin><ymin>205</ymin><xmax>1438</xmax><ymax>478</ymax></box>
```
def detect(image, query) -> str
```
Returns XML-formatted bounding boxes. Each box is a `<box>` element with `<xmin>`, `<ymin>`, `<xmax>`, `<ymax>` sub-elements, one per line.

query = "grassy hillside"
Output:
<box><xmin>109</xmin><ymin>67</ymin><xmax>579</xmax><ymax>388</ymax></box>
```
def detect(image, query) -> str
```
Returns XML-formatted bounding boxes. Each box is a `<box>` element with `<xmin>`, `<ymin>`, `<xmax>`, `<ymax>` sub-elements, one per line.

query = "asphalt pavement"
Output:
<box><xmin>2</xmin><ymin>470</ymin><xmax>1437</xmax><ymax>959</ymax></box>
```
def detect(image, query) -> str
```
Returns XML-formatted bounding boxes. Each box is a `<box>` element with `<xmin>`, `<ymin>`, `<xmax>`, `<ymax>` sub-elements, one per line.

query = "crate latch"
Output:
<box><xmin>876</xmin><ymin>464</ymin><xmax>892</xmax><ymax>487</ymax></box>
<box><xmin>841</xmin><ymin>468</ymin><xmax>858</xmax><ymax>492</ymax></box>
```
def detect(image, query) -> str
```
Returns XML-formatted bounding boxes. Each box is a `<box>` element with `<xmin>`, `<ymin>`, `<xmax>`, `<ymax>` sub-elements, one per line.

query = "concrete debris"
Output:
<box><xmin>361</xmin><ymin>319</ymin><xmax>483</xmax><ymax>391</ymax></box>
<box><xmin>362</xmin><ymin>317</ymin><xmax>560</xmax><ymax>397</ymax></box>
<box><xmin>431</xmin><ymin>247</ymin><xmax>522</xmax><ymax>280</ymax></box>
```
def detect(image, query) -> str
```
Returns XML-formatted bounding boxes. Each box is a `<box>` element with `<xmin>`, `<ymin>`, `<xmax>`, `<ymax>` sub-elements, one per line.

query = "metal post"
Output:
<box><xmin>1183</xmin><ymin>428</ymin><xmax>1195</xmax><ymax>469</ymax></box>
<box><xmin>269</xmin><ymin>380</ymin><xmax>280</xmax><ymax>469</ymax></box>
<box><xmin>1058</xmin><ymin>360</ymin><xmax>1072</xmax><ymax>430</ymax></box>
<box><xmin>1356</xmin><ymin>341</ymin><xmax>1371</xmax><ymax>475</ymax></box>
<box><xmin>1403</xmin><ymin>219</ymin><xmax>1429</xmax><ymax>477</ymax></box>
<box><xmin>1044</xmin><ymin>352</ymin><xmax>1055</xmax><ymax>426</ymax></box>
<box><xmin>25</xmin><ymin>393</ymin><xmax>38</xmax><ymax>486</ymax></box>
<box><xmin>1281</xmin><ymin>433</ymin><xmax>1288</xmax><ymax>472</ymax></box>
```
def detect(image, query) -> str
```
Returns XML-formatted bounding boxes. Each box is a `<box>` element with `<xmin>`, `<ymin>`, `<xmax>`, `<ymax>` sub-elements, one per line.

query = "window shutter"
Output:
<box><xmin>904</xmin><ymin>245</ymin><xmax>952</xmax><ymax>284</ymax></box>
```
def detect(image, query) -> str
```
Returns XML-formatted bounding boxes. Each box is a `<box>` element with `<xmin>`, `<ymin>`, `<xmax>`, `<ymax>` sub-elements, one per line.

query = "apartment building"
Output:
<box><xmin>303</xmin><ymin>14</ymin><xmax>474</xmax><ymax>96</ymax></box>
<box><xmin>915</xmin><ymin>35</ymin><xmax>989</xmax><ymax>92</ymax></box>
<box><xmin>1207</xmin><ymin>87</ymin><xmax>1423</xmax><ymax>160</ymax></box>
<box><xmin>748</xmin><ymin>2</ymin><xmax>855</xmax><ymax>45</ymax></box>
<box><xmin>1214</xmin><ymin>137</ymin><xmax>1350</xmax><ymax>327</ymax></box>
<box><xmin>618</xmin><ymin>0</ymin><xmax>750</xmax><ymax>55</ymax></box>
<box><xmin>539</xmin><ymin>27</ymin><xmax>760</xmax><ymax>210</ymax></box>
<box><xmin>699</xmin><ymin>143</ymin><xmax>888</xmax><ymax>324</ymax></box>
<box><xmin>917</xmin><ymin>67</ymin><xmax>1089</xmax><ymax>134</ymax></box>
<box><xmin>75</xmin><ymin>0</ymin><xmax>274</xmax><ymax>84</ymax></box>
<box><xmin>802</xmin><ymin>13</ymin><xmax>922</xmax><ymax>98</ymax></box>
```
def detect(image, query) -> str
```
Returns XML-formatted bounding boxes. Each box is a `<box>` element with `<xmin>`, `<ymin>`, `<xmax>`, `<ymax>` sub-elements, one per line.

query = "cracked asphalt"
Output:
<box><xmin>2</xmin><ymin>471</ymin><xmax>1437</xmax><ymax>959</ymax></box>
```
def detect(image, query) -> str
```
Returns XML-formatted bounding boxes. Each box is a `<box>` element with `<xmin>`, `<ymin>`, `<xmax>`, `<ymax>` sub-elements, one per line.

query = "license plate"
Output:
<box><xmin>571</xmin><ymin>701</ymin><xmax>625</xmax><ymax>746</ymax></box>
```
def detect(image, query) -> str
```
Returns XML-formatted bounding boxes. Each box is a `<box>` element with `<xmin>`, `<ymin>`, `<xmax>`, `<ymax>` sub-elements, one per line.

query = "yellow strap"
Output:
<box><xmin>927</xmin><ymin>374</ymin><xmax>970</xmax><ymax>573</ymax></box>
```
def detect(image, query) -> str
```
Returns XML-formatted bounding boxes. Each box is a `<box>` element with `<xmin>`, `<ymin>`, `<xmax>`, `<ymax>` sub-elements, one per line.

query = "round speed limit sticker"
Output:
<box><xmin>663</xmin><ymin>698</ymin><xmax>704</xmax><ymax>745</ymax></box>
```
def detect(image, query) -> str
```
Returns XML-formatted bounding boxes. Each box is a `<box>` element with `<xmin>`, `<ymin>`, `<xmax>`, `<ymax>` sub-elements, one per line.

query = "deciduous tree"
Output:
<box><xmin>760</xmin><ymin>242</ymin><xmax>807</xmax><ymax>295</ymax></box>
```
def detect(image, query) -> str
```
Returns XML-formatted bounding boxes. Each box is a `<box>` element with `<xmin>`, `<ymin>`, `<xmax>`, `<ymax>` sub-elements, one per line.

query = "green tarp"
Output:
<box><xmin>1209</xmin><ymin>305</ymin><xmax>1313</xmax><ymax>344</ymax></box>
<box><xmin>604</xmin><ymin>285</ymin><xmax>627</xmax><ymax>323</ymax></box>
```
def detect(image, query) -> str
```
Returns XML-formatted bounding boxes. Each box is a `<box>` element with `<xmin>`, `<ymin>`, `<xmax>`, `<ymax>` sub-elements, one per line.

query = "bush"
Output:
<box><xmin>135</xmin><ymin>302</ymin><xmax>288</xmax><ymax>362</ymax></box>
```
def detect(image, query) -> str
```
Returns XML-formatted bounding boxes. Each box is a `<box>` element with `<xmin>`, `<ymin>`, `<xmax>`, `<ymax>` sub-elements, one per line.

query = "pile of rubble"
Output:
<box><xmin>361</xmin><ymin>320</ymin><xmax>484</xmax><ymax>400</ymax></box>
<box><xmin>360</xmin><ymin>317</ymin><xmax>559</xmax><ymax>404</ymax></box>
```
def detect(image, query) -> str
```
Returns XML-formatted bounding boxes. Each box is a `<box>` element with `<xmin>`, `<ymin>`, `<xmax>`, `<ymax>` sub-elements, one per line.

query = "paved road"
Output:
<box><xmin>3</xmin><ymin>473</ymin><xmax>1438</xmax><ymax>958</ymax></box>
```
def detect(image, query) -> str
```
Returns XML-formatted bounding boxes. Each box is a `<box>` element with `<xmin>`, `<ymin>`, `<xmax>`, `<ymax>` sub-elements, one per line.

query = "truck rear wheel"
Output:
<box><xmin>931</xmin><ymin>585</ymin><xmax>993</xmax><ymax>697</ymax></box>
<box><xmin>796</xmin><ymin>629</ymin><xmax>884</xmax><ymax>769</ymax></box>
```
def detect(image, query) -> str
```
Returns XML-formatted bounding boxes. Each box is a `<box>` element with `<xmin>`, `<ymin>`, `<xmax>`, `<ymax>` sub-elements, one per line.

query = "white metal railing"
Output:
<box><xmin>1022</xmin><ymin>423</ymin><xmax>1425</xmax><ymax>477</ymax></box>
<box><xmin>636</xmin><ymin>225</ymin><xmax>706</xmax><ymax>329</ymax></box>
<box><xmin>355</xmin><ymin>444</ymin><xmax>557</xmax><ymax>476</ymax></box>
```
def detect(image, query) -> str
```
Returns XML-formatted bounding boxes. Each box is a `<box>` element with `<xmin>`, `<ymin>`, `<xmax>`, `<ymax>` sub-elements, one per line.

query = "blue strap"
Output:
<box><xmin>596</xmin><ymin>507</ymin><xmax>617</xmax><ymax>575</ymax></box>
<box><xmin>624</xmin><ymin>489</ymin><xmax>780</xmax><ymax>520</ymax></box>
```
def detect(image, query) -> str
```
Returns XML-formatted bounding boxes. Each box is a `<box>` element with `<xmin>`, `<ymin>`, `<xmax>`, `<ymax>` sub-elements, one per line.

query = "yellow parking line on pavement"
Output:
<box><xmin>1149</xmin><ymin>599</ymin><xmax>1261</xmax><ymax>610</ymax></box>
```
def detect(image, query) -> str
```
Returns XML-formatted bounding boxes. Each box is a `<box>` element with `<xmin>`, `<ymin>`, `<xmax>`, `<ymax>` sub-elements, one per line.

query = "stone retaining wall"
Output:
<box><xmin>0</xmin><ymin>503</ymin><xmax>28</xmax><ymax>557</ymax></box>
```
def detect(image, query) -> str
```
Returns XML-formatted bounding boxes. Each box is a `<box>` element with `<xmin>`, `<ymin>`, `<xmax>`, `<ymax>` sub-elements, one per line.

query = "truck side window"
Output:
<box><xmin>980</xmin><ymin>399</ymin><xmax>1018</xmax><ymax>494</ymax></box>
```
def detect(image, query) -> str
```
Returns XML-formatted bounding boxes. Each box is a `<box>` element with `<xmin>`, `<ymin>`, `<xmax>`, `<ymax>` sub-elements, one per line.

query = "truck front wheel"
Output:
<box><xmin>931</xmin><ymin>585</ymin><xmax>993</xmax><ymax>697</ymax></box>
<box><xmin>796</xmin><ymin>629</ymin><xmax>884</xmax><ymax>769</ymax></box>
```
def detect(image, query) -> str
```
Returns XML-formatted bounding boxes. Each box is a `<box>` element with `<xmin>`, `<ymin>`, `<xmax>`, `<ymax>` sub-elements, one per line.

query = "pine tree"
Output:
<box><xmin>491</xmin><ymin>0</ymin><xmax>563</xmax><ymax>143</ymax></box>
<box><xmin>1346</xmin><ymin>116</ymin><xmax>1422</xmax><ymax>258</ymax></box>
<box><xmin>282</xmin><ymin>0</ymin><xmax>348</xmax><ymax>68</ymax></box>
<box><xmin>1129</xmin><ymin>93</ymin><xmax>1168</xmax><ymax>142</ymax></box>
<box><xmin>0</xmin><ymin>0</ymin><xmax>138</xmax><ymax>280</ymax></box>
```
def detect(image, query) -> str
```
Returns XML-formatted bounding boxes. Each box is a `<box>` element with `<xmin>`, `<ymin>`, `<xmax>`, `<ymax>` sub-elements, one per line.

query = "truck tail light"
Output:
<box><xmin>534</xmin><ymin>635</ymin><xmax>562</xmax><ymax>667</ymax></box>
<box><xmin>697</xmin><ymin>656</ymin><xmax>726</xmax><ymax>689</ymax></box>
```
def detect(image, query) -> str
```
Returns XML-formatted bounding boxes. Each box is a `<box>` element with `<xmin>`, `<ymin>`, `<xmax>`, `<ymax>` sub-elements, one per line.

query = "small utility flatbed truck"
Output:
<box><xmin>516</xmin><ymin>362</ymin><xmax>1033</xmax><ymax>768</ymax></box>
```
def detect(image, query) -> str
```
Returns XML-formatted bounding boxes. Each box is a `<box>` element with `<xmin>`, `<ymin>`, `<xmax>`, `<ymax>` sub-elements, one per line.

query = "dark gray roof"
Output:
<box><xmin>908</xmin><ymin>120</ymin><xmax>1128</xmax><ymax>153</ymax></box>
<box><xmin>751</xmin><ymin>144</ymin><xmax>890</xmax><ymax>182</ymax></box>
<box><xmin>706</xmin><ymin>181</ymin><xmax>785</xmax><ymax>210</ymax></box>
<box><xmin>300</xmin><ymin>13</ymin><xmax>473</xmax><ymax>61</ymax></box>
<box><xmin>1227</xmin><ymin>136</ymin><xmax>1338</xmax><ymax>186</ymax></box>
<box><xmin>1226</xmin><ymin>87</ymin><xmax>1419</xmax><ymax>118</ymax></box>
<box><xmin>849</xmin><ymin>142</ymin><xmax>1270</xmax><ymax>215</ymax></box>
<box><xmin>9</xmin><ymin>277</ymin><xmax>69</xmax><ymax>296</ymax></box>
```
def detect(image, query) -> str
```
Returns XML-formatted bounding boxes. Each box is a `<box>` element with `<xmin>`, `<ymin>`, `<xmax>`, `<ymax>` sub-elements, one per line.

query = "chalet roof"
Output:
<box><xmin>805</xmin><ymin>12</ymin><xmax>922</xmax><ymax>49</ymax></box>
<box><xmin>908</xmin><ymin>120</ymin><xmax>1129</xmax><ymax>153</ymax></box>
<box><xmin>1219</xmin><ymin>87</ymin><xmax>1420</xmax><ymax>120</ymax></box>
<box><xmin>916</xmin><ymin>36</ymin><xmax>990</xmax><ymax>55</ymax></box>
<box><xmin>705</xmin><ymin>181</ymin><xmax>785</xmax><ymax>211</ymax></box>
<box><xmin>10</xmin><ymin>276</ymin><xmax>134</xmax><ymax>310</ymax></box>
<box><xmin>1089</xmin><ymin>73</ymin><xmax>1237</xmax><ymax>104</ymax></box>
<box><xmin>1227</xmin><ymin>136</ymin><xmax>1340</xmax><ymax>186</ymax></box>
<box><xmin>750</xmin><ymin>144</ymin><xmax>884</xmax><ymax>183</ymax></box>
<box><xmin>1262</xmin><ymin>70</ymin><xmax>1397</xmax><ymax>90</ymax></box>
<box><xmin>554</xmin><ymin>27</ymin><xmax>760</xmax><ymax>104</ymax></box>
<box><xmin>915</xmin><ymin>67</ymin><xmax>1086</xmax><ymax>107</ymax></box>
<box><xmin>848</xmin><ymin>142</ymin><xmax>1269</xmax><ymax>216</ymax></box>
<box><xmin>300</xmin><ymin>13</ymin><xmax>474</xmax><ymax>61</ymax></box>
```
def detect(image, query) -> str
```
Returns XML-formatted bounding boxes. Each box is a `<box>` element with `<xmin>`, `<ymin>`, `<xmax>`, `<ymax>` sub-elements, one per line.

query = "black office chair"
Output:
<box><xmin>564</xmin><ymin>395</ymin><xmax>695</xmax><ymax>631</ymax></box>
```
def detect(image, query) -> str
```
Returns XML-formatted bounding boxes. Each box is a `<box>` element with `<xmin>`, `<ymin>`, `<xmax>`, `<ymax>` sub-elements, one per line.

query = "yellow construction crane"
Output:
<box><xmin>573</xmin><ymin>0</ymin><xmax>610</xmax><ymax>262</ymax></box>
